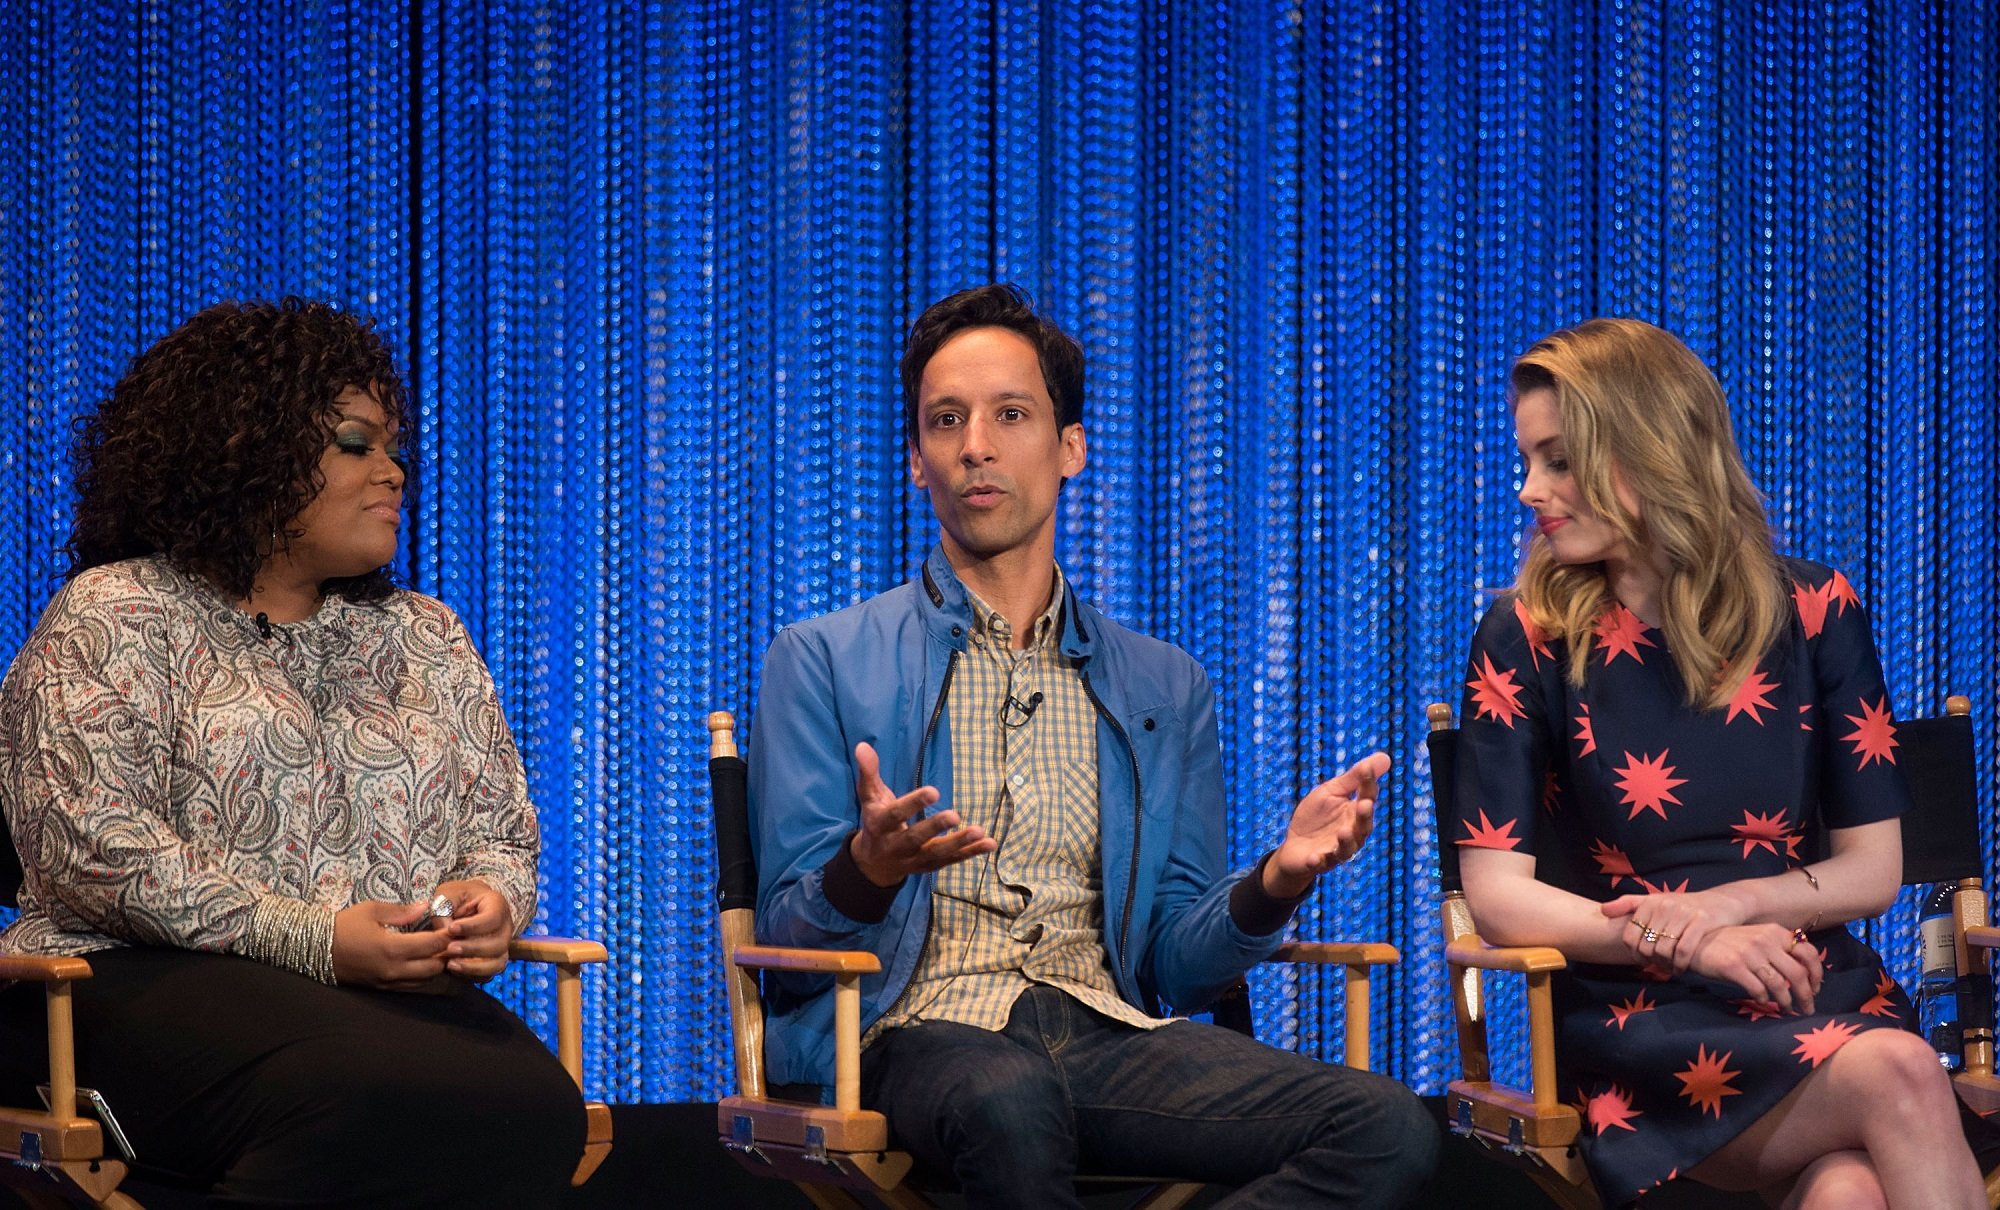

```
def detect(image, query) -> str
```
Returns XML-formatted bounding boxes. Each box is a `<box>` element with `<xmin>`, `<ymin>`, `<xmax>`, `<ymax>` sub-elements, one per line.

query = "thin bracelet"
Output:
<box><xmin>1795</xmin><ymin>865</ymin><xmax>1820</xmax><ymax>893</ymax></box>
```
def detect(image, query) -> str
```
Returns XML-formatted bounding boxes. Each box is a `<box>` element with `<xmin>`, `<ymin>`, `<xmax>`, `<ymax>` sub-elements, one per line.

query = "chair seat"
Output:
<box><xmin>718</xmin><ymin>1094</ymin><xmax>913</xmax><ymax>1192</ymax></box>
<box><xmin>0</xmin><ymin>1107</ymin><xmax>132</xmax><ymax>1204</ymax></box>
<box><xmin>1957</xmin><ymin>1072</ymin><xmax>2000</xmax><ymax>1118</ymax></box>
<box><xmin>1444</xmin><ymin>1081</ymin><xmax>1582</xmax><ymax>1151</ymax></box>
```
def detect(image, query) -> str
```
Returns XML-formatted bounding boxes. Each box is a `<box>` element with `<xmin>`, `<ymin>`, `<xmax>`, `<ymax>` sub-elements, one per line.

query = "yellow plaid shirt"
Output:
<box><xmin>868</xmin><ymin>568</ymin><xmax>1163</xmax><ymax>1041</ymax></box>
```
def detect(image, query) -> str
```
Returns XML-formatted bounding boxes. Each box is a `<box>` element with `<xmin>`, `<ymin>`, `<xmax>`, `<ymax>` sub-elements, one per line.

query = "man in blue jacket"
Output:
<box><xmin>749</xmin><ymin>284</ymin><xmax>1438</xmax><ymax>1207</ymax></box>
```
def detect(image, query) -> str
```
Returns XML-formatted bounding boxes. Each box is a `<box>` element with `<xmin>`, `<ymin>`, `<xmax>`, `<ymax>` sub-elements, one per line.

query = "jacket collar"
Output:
<box><xmin>918</xmin><ymin>545</ymin><xmax>1094</xmax><ymax>662</ymax></box>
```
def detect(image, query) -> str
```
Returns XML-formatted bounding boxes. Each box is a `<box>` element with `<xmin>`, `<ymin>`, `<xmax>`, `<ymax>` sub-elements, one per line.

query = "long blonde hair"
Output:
<box><xmin>1511</xmin><ymin>318</ymin><xmax>1787</xmax><ymax>709</ymax></box>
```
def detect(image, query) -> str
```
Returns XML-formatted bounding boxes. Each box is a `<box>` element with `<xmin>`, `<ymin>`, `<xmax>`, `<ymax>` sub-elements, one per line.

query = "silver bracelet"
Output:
<box><xmin>243</xmin><ymin>897</ymin><xmax>338</xmax><ymax>985</ymax></box>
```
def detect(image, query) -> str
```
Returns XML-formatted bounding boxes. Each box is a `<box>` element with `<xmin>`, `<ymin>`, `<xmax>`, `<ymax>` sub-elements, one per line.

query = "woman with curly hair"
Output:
<box><xmin>1451</xmin><ymin>318</ymin><xmax>1983</xmax><ymax>1206</ymax></box>
<box><xmin>0</xmin><ymin>299</ymin><xmax>584</xmax><ymax>1206</ymax></box>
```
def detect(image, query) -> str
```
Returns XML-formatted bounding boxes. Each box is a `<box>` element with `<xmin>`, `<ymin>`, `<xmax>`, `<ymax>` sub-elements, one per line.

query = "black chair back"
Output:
<box><xmin>1898</xmin><ymin>707</ymin><xmax>1981</xmax><ymax>886</ymax></box>
<box><xmin>1426</xmin><ymin>717</ymin><xmax>1463</xmax><ymax>895</ymax></box>
<box><xmin>709</xmin><ymin>723</ymin><xmax>757</xmax><ymax>913</ymax></box>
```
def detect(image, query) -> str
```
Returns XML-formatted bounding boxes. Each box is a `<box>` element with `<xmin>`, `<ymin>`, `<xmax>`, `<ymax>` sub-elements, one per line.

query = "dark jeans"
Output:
<box><xmin>861</xmin><ymin>986</ymin><xmax>1439</xmax><ymax>1209</ymax></box>
<box><xmin>0</xmin><ymin>947</ymin><xmax>585</xmax><ymax>1208</ymax></box>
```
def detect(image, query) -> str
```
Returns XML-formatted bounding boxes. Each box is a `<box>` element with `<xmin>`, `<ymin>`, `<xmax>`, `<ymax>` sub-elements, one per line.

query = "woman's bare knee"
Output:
<box><xmin>1824</xmin><ymin>1030</ymin><xmax>1954</xmax><ymax>1111</ymax></box>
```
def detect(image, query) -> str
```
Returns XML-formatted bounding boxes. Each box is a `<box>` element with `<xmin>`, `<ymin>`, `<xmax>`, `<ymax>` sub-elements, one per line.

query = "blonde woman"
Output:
<box><xmin>1453</xmin><ymin>318</ymin><xmax>1983</xmax><ymax>1207</ymax></box>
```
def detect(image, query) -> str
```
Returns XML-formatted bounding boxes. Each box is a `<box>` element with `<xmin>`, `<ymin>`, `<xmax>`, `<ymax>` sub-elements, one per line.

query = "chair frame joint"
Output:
<box><xmin>724</xmin><ymin>1113</ymin><xmax>769</xmax><ymax>1165</ymax></box>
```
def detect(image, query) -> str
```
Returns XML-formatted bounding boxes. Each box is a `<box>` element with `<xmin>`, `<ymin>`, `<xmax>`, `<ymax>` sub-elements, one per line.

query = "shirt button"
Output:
<box><xmin>1011</xmin><ymin>774</ymin><xmax>1026</xmax><ymax>788</ymax></box>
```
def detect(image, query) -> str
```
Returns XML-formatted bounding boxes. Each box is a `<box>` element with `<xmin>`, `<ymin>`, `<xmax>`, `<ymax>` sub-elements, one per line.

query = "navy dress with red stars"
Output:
<box><xmin>1453</xmin><ymin>559</ymin><xmax>1914</xmax><ymax>1203</ymax></box>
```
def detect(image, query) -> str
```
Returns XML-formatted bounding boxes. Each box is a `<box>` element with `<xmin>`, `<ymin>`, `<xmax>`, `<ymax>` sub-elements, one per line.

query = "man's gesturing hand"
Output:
<box><xmin>1264</xmin><ymin>752</ymin><xmax>1391</xmax><ymax>899</ymax></box>
<box><xmin>847</xmin><ymin>742</ymin><xmax>998</xmax><ymax>888</ymax></box>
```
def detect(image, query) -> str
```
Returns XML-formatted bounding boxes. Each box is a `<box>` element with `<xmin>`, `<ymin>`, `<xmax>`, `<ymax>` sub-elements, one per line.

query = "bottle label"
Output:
<box><xmin>1921</xmin><ymin>915</ymin><xmax>1957</xmax><ymax>980</ymax></box>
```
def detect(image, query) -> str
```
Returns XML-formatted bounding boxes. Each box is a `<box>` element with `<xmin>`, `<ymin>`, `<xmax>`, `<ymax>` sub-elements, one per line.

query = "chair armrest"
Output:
<box><xmin>1445</xmin><ymin>937</ymin><xmax>1568</xmax><ymax>973</ymax></box>
<box><xmin>1272</xmin><ymin>941</ymin><xmax>1399</xmax><ymax>966</ymax></box>
<box><xmin>1262</xmin><ymin>942</ymin><xmax>1400</xmax><ymax>1071</ymax></box>
<box><xmin>0</xmin><ymin>954</ymin><xmax>93</xmax><ymax>982</ymax></box>
<box><xmin>734</xmin><ymin>944</ymin><xmax>881</xmax><ymax>975</ymax></box>
<box><xmin>510</xmin><ymin>936</ymin><xmax>609</xmax><ymax>965</ymax></box>
<box><xmin>729</xmin><ymin>945</ymin><xmax>878</xmax><ymax>1110</ymax></box>
<box><xmin>1964</xmin><ymin>925</ymin><xmax>2000</xmax><ymax>951</ymax></box>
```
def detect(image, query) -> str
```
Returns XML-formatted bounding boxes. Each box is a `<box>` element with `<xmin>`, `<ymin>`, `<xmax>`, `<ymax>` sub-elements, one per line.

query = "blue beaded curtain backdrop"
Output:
<box><xmin>0</xmin><ymin>1</ymin><xmax>1993</xmax><ymax>1101</ymax></box>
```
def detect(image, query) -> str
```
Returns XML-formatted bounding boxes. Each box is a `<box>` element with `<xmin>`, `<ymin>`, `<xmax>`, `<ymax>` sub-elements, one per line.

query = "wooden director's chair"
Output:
<box><xmin>708</xmin><ymin>710</ymin><xmax>1399</xmax><ymax>1209</ymax></box>
<box><xmin>1428</xmin><ymin>695</ymin><xmax>2000</xmax><ymax>1209</ymax></box>
<box><xmin>0</xmin><ymin>819</ymin><xmax>613</xmax><ymax>1208</ymax></box>
<box><xmin>1908</xmin><ymin>697</ymin><xmax>2000</xmax><ymax>1206</ymax></box>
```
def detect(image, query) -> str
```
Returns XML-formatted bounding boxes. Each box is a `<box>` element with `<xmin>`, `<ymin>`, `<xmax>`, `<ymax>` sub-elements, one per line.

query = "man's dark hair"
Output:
<box><xmin>65</xmin><ymin>297</ymin><xmax>409</xmax><ymax>603</ymax></box>
<box><xmin>900</xmin><ymin>283</ymin><xmax>1085</xmax><ymax>443</ymax></box>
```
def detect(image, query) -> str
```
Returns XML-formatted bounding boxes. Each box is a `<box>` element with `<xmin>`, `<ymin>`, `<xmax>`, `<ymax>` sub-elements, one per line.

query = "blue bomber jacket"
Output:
<box><xmin>748</xmin><ymin>547</ymin><xmax>1288</xmax><ymax>1089</ymax></box>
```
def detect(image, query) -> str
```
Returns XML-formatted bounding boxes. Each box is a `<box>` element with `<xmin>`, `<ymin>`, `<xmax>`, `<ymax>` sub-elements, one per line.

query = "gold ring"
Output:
<box><xmin>1657</xmin><ymin>932</ymin><xmax>1679</xmax><ymax>941</ymax></box>
<box><xmin>1789</xmin><ymin>927</ymin><xmax>1809</xmax><ymax>950</ymax></box>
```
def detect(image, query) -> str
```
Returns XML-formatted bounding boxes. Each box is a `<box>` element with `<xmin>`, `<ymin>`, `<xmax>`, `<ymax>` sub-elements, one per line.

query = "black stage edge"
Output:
<box><xmin>564</xmin><ymin>1096</ymin><xmax>1751</xmax><ymax>1208</ymax></box>
<box><xmin>4</xmin><ymin>1097</ymin><xmax>1758</xmax><ymax>1208</ymax></box>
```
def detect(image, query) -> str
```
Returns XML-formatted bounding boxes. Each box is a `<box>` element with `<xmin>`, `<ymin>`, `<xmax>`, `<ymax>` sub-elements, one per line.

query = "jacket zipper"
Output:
<box><xmin>913</xmin><ymin>650</ymin><xmax>957</xmax><ymax>787</ymax></box>
<box><xmin>899</xmin><ymin>647</ymin><xmax>959</xmax><ymax>998</ymax></box>
<box><xmin>1079</xmin><ymin>668</ymin><xmax>1142</xmax><ymax>982</ymax></box>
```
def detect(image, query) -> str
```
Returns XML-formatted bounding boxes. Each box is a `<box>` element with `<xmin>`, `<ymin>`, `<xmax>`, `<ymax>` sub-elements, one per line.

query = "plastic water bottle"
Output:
<box><xmin>1918</xmin><ymin>882</ymin><xmax>1964</xmax><ymax>1072</ymax></box>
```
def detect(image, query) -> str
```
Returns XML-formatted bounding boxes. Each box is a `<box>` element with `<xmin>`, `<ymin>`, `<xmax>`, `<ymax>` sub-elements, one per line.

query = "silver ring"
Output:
<box><xmin>427</xmin><ymin>893</ymin><xmax>455</xmax><ymax>920</ymax></box>
<box><xmin>1641</xmin><ymin>928</ymin><xmax>1659</xmax><ymax>944</ymax></box>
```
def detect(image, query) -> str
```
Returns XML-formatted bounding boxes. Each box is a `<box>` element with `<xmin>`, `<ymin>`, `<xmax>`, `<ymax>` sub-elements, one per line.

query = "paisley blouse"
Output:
<box><xmin>0</xmin><ymin>556</ymin><xmax>539</xmax><ymax>977</ymax></box>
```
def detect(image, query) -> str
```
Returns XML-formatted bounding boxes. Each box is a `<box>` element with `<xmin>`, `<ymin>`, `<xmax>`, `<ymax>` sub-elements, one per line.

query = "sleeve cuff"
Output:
<box><xmin>821</xmin><ymin>831</ymin><xmax>903</xmax><ymax>924</ymax></box>
<box><xmin>237</xmin><ymin>896</ymin><xmax>337</xmax><ymax>985</ymax></box>
<box><xmin>1229</xmin><ymin>851</ymin><xmax>1311</xmax><ymax>936</ymax></box>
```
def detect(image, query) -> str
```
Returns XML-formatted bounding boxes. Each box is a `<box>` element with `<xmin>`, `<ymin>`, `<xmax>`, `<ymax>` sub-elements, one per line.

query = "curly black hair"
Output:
<box><xmin>900</xmin><ymin>283</ymin><xmax>1085</xmax><ymax>445</ymax></box>
<box><xmin>65</xmin><ymin>297</ymin><xmax>410</xmax><ymax>603</ymax></box>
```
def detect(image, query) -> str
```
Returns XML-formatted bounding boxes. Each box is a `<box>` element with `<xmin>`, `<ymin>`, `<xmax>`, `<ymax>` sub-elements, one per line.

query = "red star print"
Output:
<box><xmin>1731</xmin><ymin>998</ymin><xmax>1783</xmax><ymax>1022</ymax></box>
<box><xmin>1593</xmin><ymin>604</ymin><xmax>1658</xmax><ymax>666</ymax></box>
<box><xmin>1637</xmin><ymin>960</ymin><xmax>1675</xmax><ymax>982</ymax></box>
<box><xmin>1860</xmin><ymin>970</ymin><xmax>1901</xmax><ymax>1018</ymax></box>
<box><xmin>1542</xmin><ymin>768</ymin><xmax>1562</xmax><ymax>815</ymax></box>
<box><xmin>1724</xmin><ymin>669</ymin><xmax>1779</xmax><ymax>725</ymax></box>
<box><xmin>1459</xmin><ymin>809</ymin><xmax>1523</xmax><ymax>851</ymax></box>
<box><xmin>1842</xmin><ymin>696</ymin><xmax>1899</xmax><ymax>768</ymax></box>
<box><xmin>1675</xmin><ymin>1045</ymin><xmax>1743</xmax><ymax>1118</ymax></box>
<box><xmin>1589</xmin><ymin>838</ymin><xmax>1636</xmax><ymax>888</ymax></box>
<box><xmin>1467</xmin><ymin>652</ymin><xmax>1527</xmax><ymax>728</ymax></box>
<box><xmin>1513</xmin><ymin>598</ymin><xmax>1556</xmax><ymax>669</ymax></box>
<box><xmin>1799</xmin><ymin>703</ymin><xmax>1814</xmax><ymax>732</ymax></box>
<box><xmin>1614</xmin><ymin>750</ymin><xmax>1687</xmax><ymax>821</ymax></box>
<box><xmin>1635</xmin><ymin>875</ymin><xmax>1690</xmax><ymax>895</ymax></box>
<box><xmin>1605</xmin><ymin>990</ymin><xmax>1656</xmax><ymax>1030</ymax></box>
<box><xmin>1731</xmin><ymin>808</ymin><xmax>1802</xmax><ymax>859</ymax></box>
<box><xmin>1828</xmin><ymin>570</ymin><xmax>1860</xmax><ymax>614</ymax></box>
<box><xmin>1584</xmin><ymin>1084</ymin><xmax>1643</xmax><ymax>1134</ymax></box>
<box><xmin>1792</xmin><ymin>1019</ymin><xmax>1863</xmax><ymax>1068</ymax></box>
<box><xmin>1793</xmin><ymin>580</ymin><xmax>1832</xmax><ymax>639</ymax></box>
<box><xmin>1575</xmin><ymin>702</ymin><xmax>1596</xmax><ymax>756</ymax></box>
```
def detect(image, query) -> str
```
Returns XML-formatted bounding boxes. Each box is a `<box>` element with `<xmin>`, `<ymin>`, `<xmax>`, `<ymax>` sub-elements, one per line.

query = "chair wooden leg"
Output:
<box><xmin>868</xmin><ymin>1184</ymin><xmax>934</xmax><ymax>1210</ymax></box>
<box><xmin>794</xmin><ymin>1185</ymin><xmax>865</xmax><ymax>1210</ymax></box>
<box><xmin>1983</xmin><ymin>1162</ymin><xmax>2000</xmax><ymax>1210</ymax></box>
<box><xmin>571</xmin><ymin>1101</ymin><xmax>614</xmax><ymax>1185</ymax></box>
<box><xmin>1130</xmin><ymin>1181</ymin><xmax>1206</xmax><ymax>1210</ymax></box>
<box><xmin>1525</xmin><ymin>1165</ymin><xmax>1599</xmax><ymax>1210</ymax></box>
